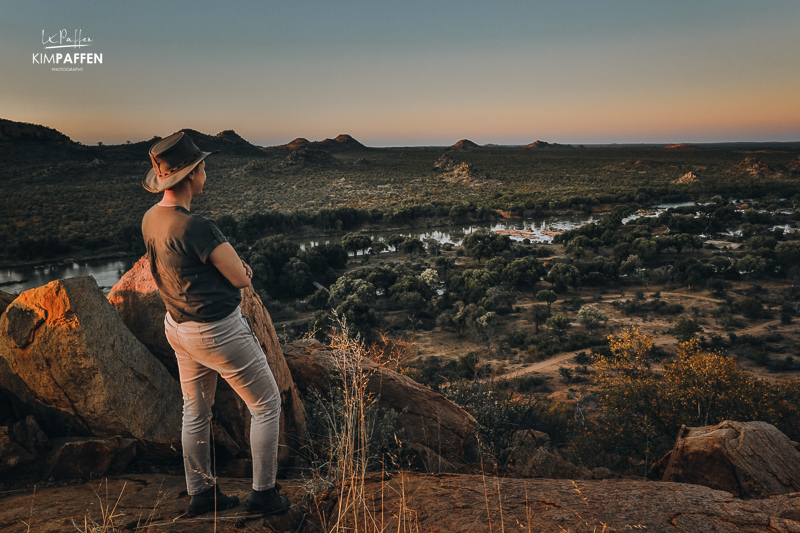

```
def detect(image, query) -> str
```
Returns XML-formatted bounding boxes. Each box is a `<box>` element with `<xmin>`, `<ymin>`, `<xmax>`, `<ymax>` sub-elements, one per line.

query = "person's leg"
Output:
<box><xmin>195</xmin><ymin>310</ymin><xmax>282</xmax><ymax>491</ymax></box>
<box><xmin>164</xmin><ymin>313</ymin><xmax>219</xmax><ymax>495</ymax></box>
<box><xmin>166</xmin><ymin>309</ymin><xmax>286</xmax><ymax>514</ymax></box>
<box><xmin>220</xmin><ymin>339</ymin><xmax>281</xmax><ymax>491</ymax></box>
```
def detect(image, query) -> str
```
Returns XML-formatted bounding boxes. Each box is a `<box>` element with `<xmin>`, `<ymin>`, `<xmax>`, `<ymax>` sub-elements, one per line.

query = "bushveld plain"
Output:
<box><xmin>2</xmin><ymin>118</ymin><xmax>800</xmax><ymax>491</ymax></box>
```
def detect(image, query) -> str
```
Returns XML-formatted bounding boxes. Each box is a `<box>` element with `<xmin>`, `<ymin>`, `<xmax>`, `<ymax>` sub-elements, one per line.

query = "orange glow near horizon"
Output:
<box><xmin>3</xmin><ymin>2</ymin><xmax>798</xmax><ymax>147</ymax></box>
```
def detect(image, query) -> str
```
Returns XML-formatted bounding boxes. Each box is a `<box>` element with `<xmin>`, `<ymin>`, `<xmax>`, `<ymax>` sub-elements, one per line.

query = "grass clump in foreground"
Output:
<box><xmin>302</xmin><ymin>318</ymin><xmax>415</xmax><ymax>533</ymax></box>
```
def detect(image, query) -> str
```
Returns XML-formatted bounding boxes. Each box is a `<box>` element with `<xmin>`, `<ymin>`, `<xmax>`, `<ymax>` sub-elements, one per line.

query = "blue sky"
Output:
<box><xmin>2</xmin><ymin>1</ymin><xmax>799</xmax><ymax>146</ymax></box>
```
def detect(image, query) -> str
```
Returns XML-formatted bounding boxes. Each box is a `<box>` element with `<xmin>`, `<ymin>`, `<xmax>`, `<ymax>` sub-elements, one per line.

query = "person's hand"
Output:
<box><xmin>242</xmin><ymin>260</ymin><xmax>253</xmax><ymax>279</ymax></box>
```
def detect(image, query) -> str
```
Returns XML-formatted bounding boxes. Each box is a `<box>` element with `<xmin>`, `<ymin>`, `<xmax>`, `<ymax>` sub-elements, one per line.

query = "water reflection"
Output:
<box><xmin>0</xmin><ymin>258</ymin><xmax>138</xmax><ymax>295</ymax></box>
<box><xmin>0</xmin><ymin>201</ymin><xmax>714</xmax><ymax>295</ymax></box>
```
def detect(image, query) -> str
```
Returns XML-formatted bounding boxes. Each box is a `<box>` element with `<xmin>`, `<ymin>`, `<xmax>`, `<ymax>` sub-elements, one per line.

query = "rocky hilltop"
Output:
<box><xmin>2</xmin><ymin>264</ymin><xmax>800</xmax><ymax>530</ymax></box>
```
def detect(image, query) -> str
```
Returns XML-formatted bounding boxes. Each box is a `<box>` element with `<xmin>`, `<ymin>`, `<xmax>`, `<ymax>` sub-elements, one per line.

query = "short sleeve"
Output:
<box><xmin>190</xmin><ymin>216</ymin><xmax>229</xmax><ymax>263</ymax></box>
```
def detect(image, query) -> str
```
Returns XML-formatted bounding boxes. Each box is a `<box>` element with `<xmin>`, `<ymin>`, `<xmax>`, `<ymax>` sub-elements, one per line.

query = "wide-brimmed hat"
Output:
<box><xmin>142</xmin><ymin>132</ymin><xmax>218</xmax><ymax>193</ymax></box>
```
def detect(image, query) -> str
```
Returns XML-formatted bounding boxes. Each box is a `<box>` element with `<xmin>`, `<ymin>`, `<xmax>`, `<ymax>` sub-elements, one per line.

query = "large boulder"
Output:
<box><xmin>0</xmin><ymin>425</ymin><xmax>35</xmax><ymax>473</ymax></box>
<box><xmin>0</xmin><ymin>276</ymin><xmax>182</xmax><ymax>446</ymax></box>
<box><xmin>107</xmin><ymin>257</ymin><xmax>307</xmax><ymax>470</ymax></box>
<box><xmin>106</xmin><ymin>257</ymin><xmax>176</xmax><ymax>375</ymax></box>
<box><xmin>283</xmin><ymin>339</ymin><xmax>477</xmax><ymax>463</ymax></box>
<box><xmin>45</xmin><ymin>436</ymin><xmax>137</xmax><ymax>479</ymax></box>
<box><xmin>503</xmin><ymin>429</ymin><xmax>588</xmax><ymax>479</ymax></box>
<box><xmin>659</xmin><ymin>420</ymin><xmax>800</xmax><ymax>498</ymax></box>
<box><xmin>0</xmin><ymin>290</ymin><xmax>15</xmax><ymax>315</ymax></box>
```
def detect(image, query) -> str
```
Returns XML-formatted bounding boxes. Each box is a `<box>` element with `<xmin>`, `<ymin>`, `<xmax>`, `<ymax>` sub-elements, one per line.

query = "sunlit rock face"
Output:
<box><xmin>0</xmin><ymin>276</ymin><xmax>182</xmax><ymax>446</ymax></box>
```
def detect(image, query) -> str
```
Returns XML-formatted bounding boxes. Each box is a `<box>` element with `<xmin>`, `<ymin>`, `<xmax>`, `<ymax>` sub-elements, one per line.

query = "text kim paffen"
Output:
<box><xmin>32</xmin><ymin>52</ymin><xmax>102</xmax><ymax>64</ymax></box>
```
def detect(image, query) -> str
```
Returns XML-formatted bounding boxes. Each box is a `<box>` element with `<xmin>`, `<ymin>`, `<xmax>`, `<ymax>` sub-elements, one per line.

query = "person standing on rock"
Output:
<box><xmin>141</xmin><ymin>131</ymin><xmax>290</xmax><ymax>516</ymax></box>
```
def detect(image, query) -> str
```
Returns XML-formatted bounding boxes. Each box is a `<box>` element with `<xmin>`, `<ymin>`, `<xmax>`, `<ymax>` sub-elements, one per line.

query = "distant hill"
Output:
<box><xmin>665</xmin><ymin>144</ymin><xmax>698</xmax><ymax>149</ymax></box>
<box><xmin>176</xmin><ymin>128</ymin><xmax>264</xmax><ymax>156</ymax></box>
<box><xmin>0</xmin><ymin>119</ymin><xmax>74</xmax><ymax>144</ymax></box>
<box><xmin>284</xmin><ymin>137</ymin><xmax>310</xmax><ymax>150</ymax></box>
<box><xmin>525</xmin><ymin>140</ymin><xmax>573</xmax><ymax>149</ymax></box>
<box><xmin>275</xmin><ymin>134</ymin><xmax>366</xmax><ymax>153</ymax></box>
<box><xmin>452</xmin><ymin>139</ymin><xmax>480</xmax><ymax>150</ymax></box>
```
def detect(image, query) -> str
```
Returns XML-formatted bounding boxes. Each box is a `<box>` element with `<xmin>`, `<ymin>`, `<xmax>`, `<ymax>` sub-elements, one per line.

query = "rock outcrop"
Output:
<box><xmin>3</xmin><ymin>472</ymin><xmax>800</xmax><ymax>533</ymax></box>
<box><xmin>659</xmin><ymin>420</ymin><xmax>800</xmax><ymax>498</ymax></box>
<box><xmin>314</xmin><ymin>473</ymin><xmax>800</xmax><ymax>533</ymax></box>
<box><xmin>503</xmin><ymin>429</ymin><xmax>587</xmax><ymax>479</ymax></box>
<box><xmin>674</xmin><ymin>171</ymin><xmax>700</xmax><ymax>184</ymax></box>
<box><xmin>282</xmin><ymin>339</ymin><xmax>477</xmax><ymax>463</ymax></box>
<box><xmin>736</xmin><ymin>156</ymin><xmax>782</xmax><ymax>178</ymax></box>
<box><xmin>107</xmin><ymin>257</ymin><xmax>177</xmax><ymax>375</ymax></box>
<box><xmin>45</xmin><ymin>436</ymin><xmax>137</xmax><ymax>479</ymax></box>
<box><xmin>0</xmin><ymin>277</ymin><xmax>182</xmax><ymax>446</ymax></box>
<box><xmin>0</xmin><ymin>425</ymin><xmax>35</xmax><ymax>473</ymax></box>
<box><xmin>108</xmin><ymin>257</ymin><xmax>307</xmax><ymax>469</ymax></box>
<box><xmin>433</xmin><ymin>154</ymin><xmax>494</xmax><ymax>186</ymax></box>
<box><xmin>0</xmin><ymin>290</ymin><xmax>15</xmax><ymax>315</ymax></box>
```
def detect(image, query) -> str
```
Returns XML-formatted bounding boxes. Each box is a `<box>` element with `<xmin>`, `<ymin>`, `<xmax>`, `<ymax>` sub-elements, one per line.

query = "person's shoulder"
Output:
<box><xmin>142</xmin><ymin>203</ymin><xmax>164</xmax><ymax>226</ymax></box>
<box><xmin>185</xmin><ymin>210</ymin><xmax>215</xmax><ymax>228</ymax></box>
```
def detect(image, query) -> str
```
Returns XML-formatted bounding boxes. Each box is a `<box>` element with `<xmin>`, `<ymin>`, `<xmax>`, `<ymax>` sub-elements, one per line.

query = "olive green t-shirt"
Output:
<box><xmin>142</xmin><ymin>204</ymin><xmax>241</xmax><ymax>323</ymax></box>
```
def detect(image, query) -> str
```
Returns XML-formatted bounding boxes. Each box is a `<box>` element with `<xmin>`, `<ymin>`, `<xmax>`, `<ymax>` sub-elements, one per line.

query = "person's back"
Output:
<box><xmin>142</xmin><ymin>204</ymin><xmax>240</xmax><ymax>323</ymax></box>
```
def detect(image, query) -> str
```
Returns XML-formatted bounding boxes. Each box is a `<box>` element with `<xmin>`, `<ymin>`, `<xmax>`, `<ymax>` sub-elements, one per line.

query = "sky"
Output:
<box><xmin>2</xmin><ymin>0</ymin><xmax>799</xmax><ymax>147</ymax></box>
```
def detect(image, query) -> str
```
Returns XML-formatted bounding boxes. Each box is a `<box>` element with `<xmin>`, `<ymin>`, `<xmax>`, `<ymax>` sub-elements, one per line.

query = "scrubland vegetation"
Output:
<box><xmin>3</xmin><ymin>132</ymin><xmax>800</xmax><ymax>475</ymax></box>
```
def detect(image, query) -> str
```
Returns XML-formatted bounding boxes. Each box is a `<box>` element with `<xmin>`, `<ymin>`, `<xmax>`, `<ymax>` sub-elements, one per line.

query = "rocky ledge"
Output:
<box><xmin>1</xmin><ymin>473</ymin><xmax>800</xmax><ymax>532</ymax></box>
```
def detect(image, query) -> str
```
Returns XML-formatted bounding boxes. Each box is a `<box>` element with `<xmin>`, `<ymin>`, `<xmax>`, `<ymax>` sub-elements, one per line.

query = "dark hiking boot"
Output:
<box><xmin>188</xmin><ymin>485</ymin><xmax>239</xmax><ymax>515</ymax></box>
<box><xmin>244</xmin><ymin>483</ymin><xmax>291</xmax><ymax>515</ymax></box>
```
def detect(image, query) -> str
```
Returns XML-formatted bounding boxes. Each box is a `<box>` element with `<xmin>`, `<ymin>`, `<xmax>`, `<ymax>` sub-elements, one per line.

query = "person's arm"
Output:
<box><xmin>209</xmin><ymin>242</ymin><xmax>252</xmax><ymax>289</ymax></box>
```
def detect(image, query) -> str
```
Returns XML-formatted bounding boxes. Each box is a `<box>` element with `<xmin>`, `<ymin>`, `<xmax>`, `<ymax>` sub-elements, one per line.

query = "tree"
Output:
<box><xmin>673</xmin><ymin>316</ymin><xmax>702</xmax><ymax>342</ymax></box>
<box><xmin>387</xmin><ymin>234</ymin><xmax>405</xmax><ymax>251</ymax></box>
<box><xmin>736</xmin><ymin>254</ymin><xmax>768</xmax><ymax>277</ymax></box>
<box><xmin>546</xmin><ymin>263</ymin><xmax>580</xmax><ymax>292</ymax></box>
<box><xmin>279</xmin><ymin>257</ymin><xmax>314</xmax><ymax>296</ymax></box>
<box><xmin>328</xmin><ymin>277</ymin><xmax>376</xmax><ymax>308</ymax></box>
<box><xmin>536</xmin><ymin>289</ymin><xmax>557</xmax><ymax>308</ymax></box>
<box><xmin>475</xmin><ymin>311</ymin><xmax>499</xmax><ymax>347</ymax></box>
<box><xmin>545</xmin><ymin>314</ymin><xmax>571</xmax><ymax>342</ymax></box>
<box><xmin>529</xmin><ymin>304</ymin><xmax>551</xmax><ymax>333</ymax></box>
<box><xmin>619</xmin><ymin>255</ymin><xmax>643</xmax><ymax>277</ymax></box>
<box><xmin>631</xmin><ymin>237</ymin><xmax>658</xmax><ymax>261</ymax></box>
<box><xmin>481</xmin><ymin>286</ymin><xmax>513</xmax><ymax>312</ymax></box>
<box><xmin>251</xmin><ymin>235</ymin><xmax>300</xmax><ymax>276</ymax></box>
<box><xmin>463</xmin><ymin>229</ymin><xmax>511</xmax><ymax>262</ymax></box>
<box><xmin>424</xmin><ymin>238</ymin><xmax>442</xmax><ymax>257</ymax></box>
<box><xmin>502</xmin><ymin>257</ymin><xmax>544</xmax><ymax>289</ymax></box>
<box><xmin>590</xmin><ymin>329</ymin><xmax>800</xmax><ymax>465</ymax></box>
<box><xmin>449</xmin><ymin>269</ymin><xmax>499</xmax><ymax>303</ymax></box>
<box><xmin>450</xmin><ymin>302</ymin><xmax>484</xmax><ymax>336</ymax></box>
<box><xmin>565</xmin><ymin>235</ymin><xmax>592</xmax><ymax>257</ymax></box>
<box><xmin>669</xmin><ymin>258</ymin><xmax>713</xmax><ymax>289</ymax></box>
<box><xmin>776</xmin><ymin>240</ymin><xmax>800</xmax><ymax>268</ymax></box>
<box><xmin>577</xmin><ymin>305</ymin><xmax>607</xmax><ymax>331</ymax></box>
<box><xmin>341</xmin><ymin>232</ymin><xmax>373</xmax><ymax>256</ymax></box>
<box><xmin>738</xmin><ymin>297</ymin><xmax>763</xmax><ymax>320</ymax></box>
<box><xmin>398</xmin><ymin>237</ymin><xmax>425</xmax><ymax>256</ymax></box>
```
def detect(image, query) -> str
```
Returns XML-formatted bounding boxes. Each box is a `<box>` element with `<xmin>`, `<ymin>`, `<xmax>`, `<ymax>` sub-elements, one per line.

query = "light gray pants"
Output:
<box><xmin>164</xmin><ymin>307</ymin><xmax>281</xmax><ymax>495</ymax></box>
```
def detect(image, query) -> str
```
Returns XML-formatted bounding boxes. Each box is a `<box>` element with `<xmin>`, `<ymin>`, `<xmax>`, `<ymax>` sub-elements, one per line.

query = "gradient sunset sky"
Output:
<box><xmin>2</xmin><ymin>1</ymin><xmax>799</xmax><ymax>147</ymax></box>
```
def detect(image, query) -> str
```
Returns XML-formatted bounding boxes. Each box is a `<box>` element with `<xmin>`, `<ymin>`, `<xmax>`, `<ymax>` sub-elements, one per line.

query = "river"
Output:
<box><xmin>0</xmin><ymin>202</ymin><xmax>696</xmax><ymax>295</ymax></box>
